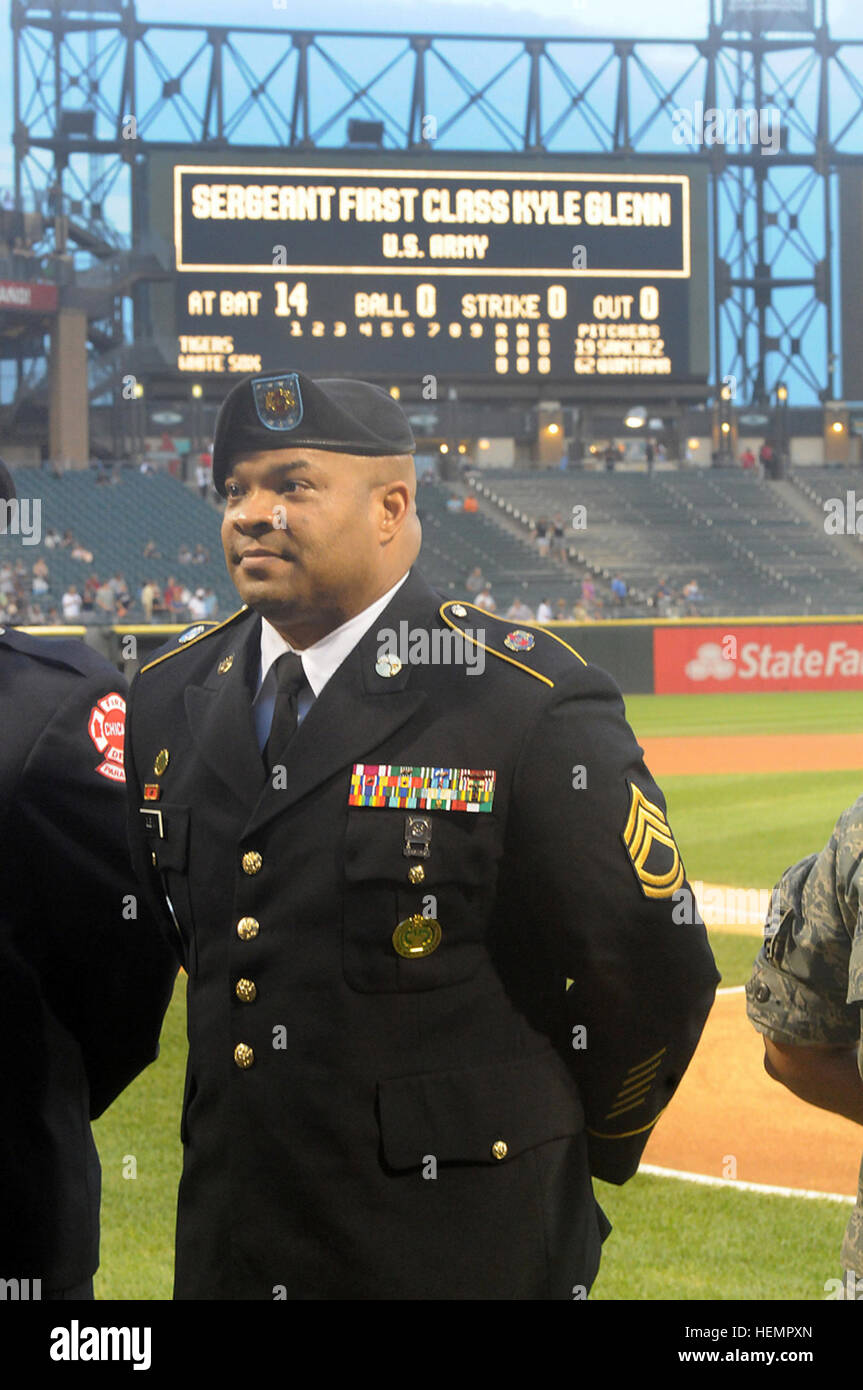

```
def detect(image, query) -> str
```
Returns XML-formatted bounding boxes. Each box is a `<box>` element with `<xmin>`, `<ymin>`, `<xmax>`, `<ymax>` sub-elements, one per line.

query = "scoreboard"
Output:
<box><xmin>144</xmin><ymin>154</ymin><xmax>709</xmax><ymax>388</ymax></box>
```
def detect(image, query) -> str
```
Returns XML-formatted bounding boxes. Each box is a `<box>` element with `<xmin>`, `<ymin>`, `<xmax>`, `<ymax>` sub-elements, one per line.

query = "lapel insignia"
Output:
<box><xmin>622</xmin><ymin>781</ymin><xmax>684</xmax><ymax>899</ymax></box>
<box><xmin>218</xmin><ymin>654</ymin><xmax>234</xmax><ymax>674</ymax></box>
<box><xmin>143</xmin><ymin>784</ymin><xmax>161</xmax><ymax>801</ymax></box>
<box><xmin>179</xmin><ymin>624</ymin><xmax>206</xmax><ymax>644</ymax></box>
<box><xmin>154</xmin><ymin>748</ymin><xmax>170</xmax><ymax>775</ymax></box>
<box><xmin>375</xmin><ymin>653</ymin><xmax>402</xmax><ymax>678</ymax></box>
<box><xmin>349</xmin><ymin>764</ymin><xmax>495</xmax><ymax>813</ymax></box>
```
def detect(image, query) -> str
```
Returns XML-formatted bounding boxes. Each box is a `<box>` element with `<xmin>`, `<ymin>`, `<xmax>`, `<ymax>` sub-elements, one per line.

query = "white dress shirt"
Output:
<box><xmin>252</xmin><ymin>571</ymin><xmax>410</xmax><ymax>750</ymax></box>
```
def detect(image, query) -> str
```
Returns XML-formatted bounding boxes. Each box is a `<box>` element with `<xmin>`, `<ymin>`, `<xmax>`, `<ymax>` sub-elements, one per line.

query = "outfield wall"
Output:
<box><xmin>18</xmin><ymin>614</ymin><xmax>863</xmax><ymax>696</ymax></box>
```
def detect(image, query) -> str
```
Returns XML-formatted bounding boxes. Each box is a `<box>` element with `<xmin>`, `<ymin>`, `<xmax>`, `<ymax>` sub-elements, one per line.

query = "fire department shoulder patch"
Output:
<box><xmin>88</xmin><ymin>691</ymin><xmax>126</xmax><ymax>783</ymax></box>
<box><xmin>621</xmin><ymin>780</ymin><xmax>683</xmax><ymax>900</ymax></box>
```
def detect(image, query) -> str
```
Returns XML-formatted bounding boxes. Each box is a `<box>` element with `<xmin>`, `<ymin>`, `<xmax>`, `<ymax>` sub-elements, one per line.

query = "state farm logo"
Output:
<box><xmin>685</xmin><ymin>642</ymin><xmax>735</xmax><ymax>682</ymax></box>
<box><xmin>88</xmin><ymin>692</ymin><xmax>126</xmax><ymax>783</ymax></box>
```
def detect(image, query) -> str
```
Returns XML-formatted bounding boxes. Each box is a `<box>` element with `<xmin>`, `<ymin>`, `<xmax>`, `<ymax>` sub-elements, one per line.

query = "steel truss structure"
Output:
<box><xmin>9</xmin><ymin>0</ymin><xmax>863</xmax><ymax>408</ymax></box>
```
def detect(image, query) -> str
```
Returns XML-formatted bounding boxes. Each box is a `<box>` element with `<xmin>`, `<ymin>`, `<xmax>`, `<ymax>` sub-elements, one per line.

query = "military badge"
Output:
<box><xmin>143</xmin><ymin>784</ymin><xmax>161</xmax><ymax>801</ymax></box>
<box><xmin>252</xmin><ymin>372</ymin><xmax>303</xmax><ymax>432</ymax></box>
<box><xmin>218</xmin><ymin>655</ymin><xmax>234</xmax><ymax>675</ymax></box>
<box><xmin>504</xmin><ymin>629</ymin><xmax>535</xmax><ymax>652</ymax></box>
<box><xmin>349</xmin><ymin>764</ymin><xmax>495</xmax><ymax>812</ymax></box>
<box><xmin>179</xmin><ymin>624</ymin><xmax>206</xmax><ymax>645</ymax></box>
<box><xmin>88</xmin><ymin>691</ymin><xmax>126</xmax><ymax>783</ymax></box>
<box><xmin>392</xmin><ymin>914</ymin><xmax>442</xmax><ymax>959</ymax></box>
<box><xmin>621</xmin><ymin>781</ymin><xmax>683</xmax><ymax>900</ymax></box>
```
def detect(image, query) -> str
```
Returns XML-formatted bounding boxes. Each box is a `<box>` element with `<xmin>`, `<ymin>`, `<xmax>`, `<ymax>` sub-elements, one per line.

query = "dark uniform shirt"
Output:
<box><xmin>0</xmin><ymin>626</ymin><xmax>177</xmax><ymax>1289</ymax></box>
<box><xmin>126</xmin><ymin>567</ymin><xmax>718</xmax><ymax>1300</ymax></box>
<box><xmin>747</xmin><ymin>797</ymin><xmax>863</xmax><ymax>1275</ymax></box>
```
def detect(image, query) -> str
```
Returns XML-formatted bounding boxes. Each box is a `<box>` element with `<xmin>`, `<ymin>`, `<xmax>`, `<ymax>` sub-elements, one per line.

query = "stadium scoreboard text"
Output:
<box><xmin>167</xmin><ymin>163</ymin><xmax>703</xmax><ymax>385</ymax></box>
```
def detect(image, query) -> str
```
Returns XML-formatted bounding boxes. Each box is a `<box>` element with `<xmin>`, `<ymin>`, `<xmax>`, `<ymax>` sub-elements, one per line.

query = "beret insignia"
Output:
<box><xmin>252</xmin><ymin>373</ymin><xmax>303</xmax><ymax>431</ymax></box>
<box><xmin>622</xmin><ymin>781</ymin><xmax>684</xmax><ymax>900</ymax></box>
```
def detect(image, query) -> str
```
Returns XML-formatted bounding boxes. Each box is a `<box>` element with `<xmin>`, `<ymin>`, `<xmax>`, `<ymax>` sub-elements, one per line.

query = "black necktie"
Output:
<box><xmin>263</xmin><ymin>652</ymin><xmax>307</xmax><ymax>774</ymax></box>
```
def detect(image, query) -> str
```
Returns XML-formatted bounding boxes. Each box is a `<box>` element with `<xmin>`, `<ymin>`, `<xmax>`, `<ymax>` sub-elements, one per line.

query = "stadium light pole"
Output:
<box><xmin>775</xmin><ymin>383</ymin><xmax>789</xmax><ymax>478</ymax></box>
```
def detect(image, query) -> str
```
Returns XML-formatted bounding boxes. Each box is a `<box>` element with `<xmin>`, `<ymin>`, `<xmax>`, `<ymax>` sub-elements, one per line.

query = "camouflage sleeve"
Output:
<box><xmin>746</xmin><ymin>798</ymin><xmax>863</xmax><ymax>1048</ymax></box>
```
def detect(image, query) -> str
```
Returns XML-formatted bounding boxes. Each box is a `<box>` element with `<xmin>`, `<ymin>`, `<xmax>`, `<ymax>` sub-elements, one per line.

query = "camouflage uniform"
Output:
<box><xmin>746</xmin><ymin>797</ymin><xmax>863</xmax><ymax>1277</ymax></box>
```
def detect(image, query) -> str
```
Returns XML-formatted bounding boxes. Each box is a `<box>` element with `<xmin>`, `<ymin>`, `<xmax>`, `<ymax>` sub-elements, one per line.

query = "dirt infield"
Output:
<box><xmin>644</xmin><ymin>990</ymin><xmax>861</xmax><ymax>1198</ymax></box>
<box><xmin>641</xmin><ymin>732</ymin><xmax>863</xmax><ymax>776</ymax></box>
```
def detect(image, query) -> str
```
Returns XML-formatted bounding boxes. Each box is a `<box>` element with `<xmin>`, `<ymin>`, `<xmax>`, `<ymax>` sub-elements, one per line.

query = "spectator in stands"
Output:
<box><xmin>463</xmin><ymin>494</ymin><xmax>478</xmax><ymax>514</ymax></box>
<box><xmin>0</xmin><ymin>561</ymin><xmax>13</xmax><ymax>597</ymax></box>
<box><xmin>143</xmin><ymin>538</ymin><xmax>161</xmax><ymax>560</ymax></box>
<box><xmin>740</xmin><ymin>447</ymin><xmax>756</xmax><ymax>471</ymax></box>
<box><xmin>108</xmin><ymin>573</ymin><xmax>130</xmax><ymax>608</ymax></box>
<box><xmin>682</xmin><ymin>578</ymin><xmax>704</xmax><ymax>614</ymax></box>
<box><xmin>533</xmin><ymin>518</ymin><xmax>551</xmax><ymax>559</ymax></box>
<box><xmin>164</xmin><ymin>576</ymin><xmax>185</xmax><ymax>616</ymax></box>
<box><xmin>604</xmin><ymin>444</ymin><xmax>617</xmax><ymax>472</ymax></box>
<box><xmin>60</xmin><ymin>529</ymin><xmax>75</xmax><ymax>549</ymax></box>
<box><xmin>653</xmin><ymin>577</ymin><xmax>673</xmax><ymax>617</ymax></box>
<box><xmin>611</xmin><ymin>574</ymin><xmax>627</xmax><ymax>606</ymax></box>
<box><xmin>61</xmin><ymin>585</ymin><xmax>82</xmax><ymax>621</ymax></box>
<box><xmin>196</xmin><ymin>462</ymin><xmax>211</xmax><ymax>501</ymax></box>
<box><xmin>506</xmin><ymin>596</ymin><xmax>535</xmax><ymax>622</ymax></box>
<box><xmin>193</xmin><ymin>543</ymin><xmax>210</xmax><ymax>565</ymax></box>
<box><xmin>94</xmin><ymin>580</ymin><xmax>116</xmax><ymax>620</ymax></box>
<box><xmin>465</xmin><ymin>566</ymin><xmax>486</xmax><ymax>595</ymax></box>
<box><xmin>645</xmin><ymin>440</ymin><xmax>655</xmax><ymax>476</ymax></box>
<box><xmin>536</xmin><ymin>598</ymin><xmax>553</xmax><ymax>623</ymax></box>
<box><xmin>550</xmin><ymin>514</ymin><xmax>567</xmax><ymax>567</ymax></box>
<box><xmin>70</xmin><ymin>540</ymin><xmax>94</xmax><ymax>564</ymax></box>
<box><xmin>759</xmin><ymin>441</ymin><xmax>775</xmax><ymax>478</ymax></box>
<box><xmin>202</xmin><ymin>587</ymin><xmax>218</xmax><ymax>620</ymax></box>
<box><xmin>25</xmin><ymin>600</ymin><xmax>45</xmax><ymax>624</ymax></box>
<box><xmin>475</xmin><ymin>585</ymin><xmax>497</xmax><ymax>614</ymax></box>
<box><xmin>188</xmin><ymin>589</ymin><xmax>208</xmax><ymax>622</ymax></box>
<box><xmin>571</xmin><ymin>601</ymin><xmax>592</xmax><ymax>623</ymax></box>
<box><xmin>445</xmin><ymin>495</ymin><xmax>462</xmax><ymax>513</ymax></box>
<box><xmin>44</xmin><ymin>526</ymin><xmax>60</xmax><ymax>550</ymax></box>
<box><xmin>140</xmin><ymin>579</ymin><xmax>158</xmax><ymax>624</ymax></box>
<box><xmin>581</xmin><ymin>575</ymin><xmax>596</xmax><ymax>612</ymax></box>
<box><xmin>82</xmin><ymin>575</ymin><xmax>100</xmax><ymax>613</ymax></box>
<box><xmin>178</xmin><ymin>543</ymin><xmax>193</xmax><ymax>565</ymax></box>
<box><xmin>31</xmin><ymin>571</ymin><xmax>49</xmax><ymax>599</ymax></box>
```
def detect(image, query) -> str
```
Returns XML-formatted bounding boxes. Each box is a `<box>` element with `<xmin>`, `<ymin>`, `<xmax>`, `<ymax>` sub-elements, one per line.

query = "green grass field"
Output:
<box><xmin>92</xmin><ymin>689</ymin><xmax>863</xmax><ymax>1300</ymax></box>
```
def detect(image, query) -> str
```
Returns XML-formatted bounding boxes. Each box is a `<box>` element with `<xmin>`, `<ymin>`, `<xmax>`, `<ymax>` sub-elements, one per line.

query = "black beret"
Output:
<box><xmin>0</xmin><ymin>459</ymin><xmax>15</xmax><ymax>503</ymax></box>
<box><xmin>212</xmin><ymin>370</ymin><xmax>415</xmax><ymax>496</ymax></box>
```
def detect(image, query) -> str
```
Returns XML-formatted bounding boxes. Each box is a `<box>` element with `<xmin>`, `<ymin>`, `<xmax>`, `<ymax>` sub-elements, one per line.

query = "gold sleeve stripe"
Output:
<box><xmin>624</xmin><ymin>1047</ymin><xmax>667</xmax><ymax>1076</ymax></box>
<box><xmin>606</xmin><ymin>1096</ymin><xmax>652</xmax><ymax>1119</ymax></box>
<box><xmin>587</xmin><ymin>1106</ymin><xmax>667</xmax><ymax>1141</ymax></box>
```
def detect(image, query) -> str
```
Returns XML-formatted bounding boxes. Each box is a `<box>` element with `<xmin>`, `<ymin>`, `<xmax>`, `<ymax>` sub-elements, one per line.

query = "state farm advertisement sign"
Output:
<box><xmin>654</xmin><ymin>624</ymin><xmax>863</xmax><ymax>693</ymax></box>
<box><xmin>0</xmin><ymin>280</ymin><xmax>58</xmax><ymax>313</ymax></box>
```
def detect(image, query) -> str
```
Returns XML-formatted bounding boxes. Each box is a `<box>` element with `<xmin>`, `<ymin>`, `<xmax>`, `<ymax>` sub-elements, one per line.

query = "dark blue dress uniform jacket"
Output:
<box><xmin>126</xmin><ymin>567</ymin><xmax>718</xmax><ymax>1300</ymax></box>
<box><xmin>0</xmin><ymin>627</ymin><xmax>177</xmax><ymax>1290</ymax></box>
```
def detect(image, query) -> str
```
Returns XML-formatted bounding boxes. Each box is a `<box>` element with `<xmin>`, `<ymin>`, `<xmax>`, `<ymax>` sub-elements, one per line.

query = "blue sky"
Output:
<box><xmin>3</xmin><ymin>0</ymin><xmax>862</xmax><ymax>195</ymax></box>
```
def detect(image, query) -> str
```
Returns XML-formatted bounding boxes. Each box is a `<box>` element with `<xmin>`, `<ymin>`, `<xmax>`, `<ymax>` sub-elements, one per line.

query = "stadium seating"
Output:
<box><xmin>6</xmin><ymin>468</ymin><xmax>233</xmax><ymax>622</ymax></box>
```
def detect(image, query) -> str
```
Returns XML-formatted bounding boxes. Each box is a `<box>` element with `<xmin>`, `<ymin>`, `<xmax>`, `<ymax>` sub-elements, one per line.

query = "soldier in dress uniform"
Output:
<box><xmin>125</xmin><ymin>371</ymin><xmax>719</xmax><ymax>1300</ymax></box>
<box><xmin>747</xmin><ymin>798</ymin><xmax>863</xmax><ymax>1297</ymax></box>
<box><xmin>0</xmin><ymin>458</ymin><xmax>177</xmax><ymax>1297</ymax></box>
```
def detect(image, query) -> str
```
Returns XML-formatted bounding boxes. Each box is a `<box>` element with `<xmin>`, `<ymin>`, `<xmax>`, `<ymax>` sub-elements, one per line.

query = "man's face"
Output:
<box><xmin>221</xmin><ymin>446</ymin><xmax>392</xmax><ymax>646</ymax></box>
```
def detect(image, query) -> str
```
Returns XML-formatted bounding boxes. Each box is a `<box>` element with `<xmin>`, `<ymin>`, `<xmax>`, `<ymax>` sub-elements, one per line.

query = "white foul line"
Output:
<box><xmin>640</xmin><ymin>1164</ymin><xmax>855</xmax><ymax>1204</ymax></box>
